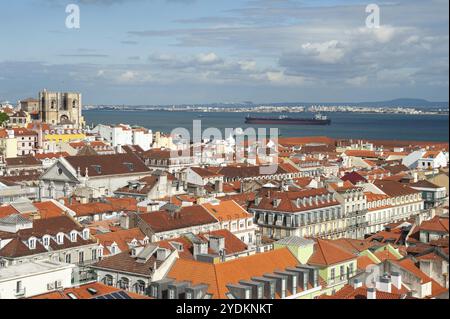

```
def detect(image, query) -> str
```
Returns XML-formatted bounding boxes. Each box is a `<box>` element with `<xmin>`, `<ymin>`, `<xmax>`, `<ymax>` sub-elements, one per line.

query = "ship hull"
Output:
<box><xmin>245</xmin><ymin>117</ymin><xmax>331</xmax><ymax>125</ymax></box>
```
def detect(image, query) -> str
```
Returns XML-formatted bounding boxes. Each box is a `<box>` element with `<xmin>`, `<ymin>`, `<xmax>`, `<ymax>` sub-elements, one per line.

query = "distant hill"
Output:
<box><xmin>263</xmin><ymin>98</ymin><xmax>448</xmax><ymax>109</ymax></box>
<box><xmin>352</xmin><ymin>98</ymin><xmax>448</xmax><ymax>108</ymax></box>
<box><xmin>201</xmin><ymin>99</ymin><xmax>449</xmax><ymax>109</ymax></box>
<box><xmin>91</xmin><ymin>98</ymin><xmax>449</xmax><ymax>110</ymax></box>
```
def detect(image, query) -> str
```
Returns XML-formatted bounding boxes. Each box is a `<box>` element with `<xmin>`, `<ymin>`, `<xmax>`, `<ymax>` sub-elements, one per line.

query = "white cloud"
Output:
<box><xmin>301</xmin><ymin>40</ymin><xmax>346</xmax><ymax>63</ymax></box>
<box><xmin>196</xmin><ymin>52</ymin><xmax>221</xmax><ymax>64</ymax></box>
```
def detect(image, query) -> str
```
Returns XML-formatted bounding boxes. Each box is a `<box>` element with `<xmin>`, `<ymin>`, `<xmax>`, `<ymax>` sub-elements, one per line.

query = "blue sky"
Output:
<box><xmin>0</xmin><ymin>0</ymin><xmax>448</xmax><ymax>104</ymax></box>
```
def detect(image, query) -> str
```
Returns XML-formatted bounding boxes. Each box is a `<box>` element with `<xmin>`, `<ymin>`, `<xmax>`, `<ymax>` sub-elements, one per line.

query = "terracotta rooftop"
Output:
<box><xmin>308</xmin><ymin>239</ymin><xmax>356</xmax><ymax>266</ymax></box>
<box><xmin>167</xmin><ymin>248</ymin><xmax>302</xmax><ymax>299</ymax></box>
<box><xmin>67</xmin><ymin>198</ymin><xmax>138</xmax><ymax>217</ymax></box>
<box><xmin>30</xmin><ymin>282</ymin><xmax>150</xmax><ymax>299</ymax></box>
<box><xmin>65</xmin><ymin>153</ymin><xmax>150</xmax><ymax>177</ymax></box>
<box><xmin>202</xmin><ymin>200</ymin><xmax>251</xmax><ymax>222</ymax></box>
<box><xmin>250</xmin><ymin>188</ymin><xmax>338</xmax><ymax>213</ymax></box>
<box><xmin>138</xmin><ymin>205</ymin><xmax>219</xmax><ymax>233</ymax></box>
<box><xmin>373</xmin><ymin>180</ymin><xmax>421</xmax><ymax>197</ymax></box>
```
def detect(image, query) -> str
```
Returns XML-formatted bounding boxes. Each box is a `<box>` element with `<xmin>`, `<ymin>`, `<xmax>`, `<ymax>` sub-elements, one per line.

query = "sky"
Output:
<box><xmin>0</xmin><ymin>0</ymin><xmax>448</xmax><ymax>105</ymax></box>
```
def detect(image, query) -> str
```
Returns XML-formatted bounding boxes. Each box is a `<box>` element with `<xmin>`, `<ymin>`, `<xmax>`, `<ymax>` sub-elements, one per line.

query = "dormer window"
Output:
<box><xmin>28</xmin><ymin>237</ymin><xmax>37</xmax><ymax>250</ymax></box>
<box><xmin>42</xmin><ymin>235</ymin><xmax>50</xmax><ymax>247</ymax></box>
<box><xmin>57</xmin><ymin>233</ymin><xmax>64</xmax><ymax>245</ymax></box>
<box><xmin>82</xmin><ymin>229</ymin><xmax>90</xmax><ymax>240</ymax></box>
<box><xmin>70</xmin><ymin>231</ymin><xmax>77</xmax><ymax>242</ymax></box>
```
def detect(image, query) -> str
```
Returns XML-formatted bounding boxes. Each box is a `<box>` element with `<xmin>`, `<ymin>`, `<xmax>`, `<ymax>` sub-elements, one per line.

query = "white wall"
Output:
<box><xmin>0</xmin><ymin>262</ymin><xmax>74</xmax><ymax>299</ymax></box>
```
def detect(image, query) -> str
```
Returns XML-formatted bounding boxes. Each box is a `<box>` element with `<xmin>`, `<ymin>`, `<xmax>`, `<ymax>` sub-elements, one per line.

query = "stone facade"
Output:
<box><xmin>39</xmin><ymin>90</ymin><xmax>84</xmax><ymax>128</ymax></box>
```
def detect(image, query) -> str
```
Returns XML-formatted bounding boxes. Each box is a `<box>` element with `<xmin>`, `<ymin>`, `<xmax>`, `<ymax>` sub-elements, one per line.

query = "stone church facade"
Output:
<box><xmin>38</xmin><ymin>90</ymin><xmax>85</xmax><ymax>127</ymax></box>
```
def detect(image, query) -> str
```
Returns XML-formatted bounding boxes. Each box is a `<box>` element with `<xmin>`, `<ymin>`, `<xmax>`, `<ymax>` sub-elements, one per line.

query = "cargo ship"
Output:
<box><xmin>245</xmin><ymin>114</ymin><xmax>331</xmax><ymax>125</ymax></box>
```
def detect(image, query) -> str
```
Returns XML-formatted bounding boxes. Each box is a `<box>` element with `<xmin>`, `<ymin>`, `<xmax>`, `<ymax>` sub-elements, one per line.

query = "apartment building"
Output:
<box><xmin>0</xmin><ymin>215</ymin><xmax>101</xmax><ymax>266</ymax></box>
<box><xmin>202</xmin><ymin>199</ymin><xmax>257</xmax><ymax>245</ymax></box>
<box><xmin>92</xmin><ymin>124</ymin><xmax>153</xmax><ymax>152</ymax></box>
<box><xmin>249</xmin><ymin>188</ymin><xmax>344</xmax><ymax>240</ymax></box>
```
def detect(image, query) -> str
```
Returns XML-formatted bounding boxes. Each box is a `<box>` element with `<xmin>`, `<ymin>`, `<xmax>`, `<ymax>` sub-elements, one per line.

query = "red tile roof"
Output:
<box><xmin>30</xmin><ymin>282</ymin><xmax>150</xmax><ymax>299</ymax></box>
<box><xmin>167</xmin><ymin>248</ymin><xmax>301</xmax><ymax>299</ymax></box>
<box><xmin>139</xmin><ymin>205</ymin><xmax>219</xmax><ymax>233</ymax></box>
<box><xmin>308</xmin><ymin>239</ymin><xmax>356</xmax><ymax>266</ymax></box>
<box><xmin>202</xmin><ymin>200</ymin><xmax>251</xmax><ymax>222</ymax></box>
<box><xmin>65</xmin><ymin>153</ymin><xmax>150</xmax><ymax>177</ymax></box>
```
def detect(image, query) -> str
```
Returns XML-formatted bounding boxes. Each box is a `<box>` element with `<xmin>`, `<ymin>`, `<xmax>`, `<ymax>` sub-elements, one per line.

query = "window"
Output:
<box><xmin>104</xmin><ymin>275</ymin><xmax>113</xmax><ymax>286</ymax></box>
<box><xmin>330</xmin><ymin>268</ymin><xmax>335</xmax><ymax>282</ymax></box>
<box><xmin>169</xmin><ymin>288</ymin><xmax>176</xmax><ymax>299</ymax></box>
<box><xmin>119</xmin><ymin>278</ymin><xmax>130</xmax><ymax>290</ymax></box>
<box><xmin>150</xmin><ymin>286</ymin><xmax>158</xmax><ymax>298</ymax></box>
<box><xmin>57</xmin><ymin>233</ymin><xmax>64</xmax><ymax>244</ymax></box>
<box><xmin>65</xmin><ymin>254</ymin><xmax>71</xmax><ymax>263</ymax></box>
<box><xmin>349</xmin><ymin>263</ymin><xmax>354</xmax><ymax>276</ymax></box>
<box><xmin>92</xmin><ymin>249</ymin><xmax>97</xmax><ymax>260</ymax></box>
<box><xmin>28</xmin><ymin>238</ymin><xmax>36</xmax><ymax>250</ymax></box>
<box><xmin>16</xmin><ymin>281</ymin><xmax>23</xmax><ymax>293</ymax></box>
<box><xmin>78</xmin><ymin>251</ymin><xmax>84</xmax><ymax>263</ymax></box>
<box><xmin>257</xmin><ymin>286</ymin><xmax>263</xmax><ymax>299</ymax></box>
<box><xmin>70</xmin><ymin>231</ymin><xmax>77</xmax><ymax>242</ymax></box>
<box><xmin>43</xmin><ymin>236</ymin><xmax>50</xmax><ymax>247</ymax></box>
<box><xmin>135</xmin><ymin>281</ymin><xmax>146</xmax><ymax>295</ymax></box>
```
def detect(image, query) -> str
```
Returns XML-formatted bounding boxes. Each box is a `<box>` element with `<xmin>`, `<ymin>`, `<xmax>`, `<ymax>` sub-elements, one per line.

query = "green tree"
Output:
<box><xmin>0</xmin><ymin>112</ymin><xmax>9</xmax><ymax>127</ymax></box>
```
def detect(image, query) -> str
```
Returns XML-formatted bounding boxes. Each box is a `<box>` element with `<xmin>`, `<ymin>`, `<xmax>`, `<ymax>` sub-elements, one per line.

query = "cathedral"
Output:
<box><xmin>38</xmin><ymin>89</ymin><xmax>85</xmax><ymax>128</ymax></box>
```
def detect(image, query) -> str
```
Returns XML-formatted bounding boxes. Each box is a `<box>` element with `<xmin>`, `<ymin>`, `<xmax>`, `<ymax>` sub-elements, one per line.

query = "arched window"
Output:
<box><xmin>135</xmin><ymin>280</ymin><xmax>146</xmax><ymax>295</ymax></box>
<box><xmin>118</xmin><ymin>277</ymin><xmax>130</xmax><ymax>290</ymax></box>
<box><xmin>104</xmin><ymin>275</ymin><xmax>113</xmax><ymax>286</ymax></box>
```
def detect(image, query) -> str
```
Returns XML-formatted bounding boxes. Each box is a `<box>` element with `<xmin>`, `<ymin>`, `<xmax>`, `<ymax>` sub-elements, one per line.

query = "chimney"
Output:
<box><xmin>391</xmin><ymin>272</ymin><xmax>402</xmax><ymax>289</ymax></box>
<box><xmin>352</xmin><ymin>279</ymin><xmax>363</xmax><ymax>289</ymax></box>
<box><xmin>193</xmin><ymin>240</ymin><xmax>208</xmax><ymax>259</ymax></box>
<box><xmin>377</xmin><ymin>275</ymin><xmax>392</xmax><ymax>293</ymax></box>
<box><xmin>209</xmin><ymin>235</ymin><xmax>225</xmax><ymax>254</ymax></box>
<box><xmin>367</xmin><ymin>288</ymin><xmax>376</xmax><ymax>300</ymax></box>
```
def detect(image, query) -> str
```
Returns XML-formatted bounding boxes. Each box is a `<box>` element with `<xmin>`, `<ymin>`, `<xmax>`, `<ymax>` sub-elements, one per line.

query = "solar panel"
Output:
<box><xmin>92</xmin><ymin>291</ymin><xmax>133</xmax><ymax>300</ymax></box>
<box><xmin>111</xmin><ymin>292</ymin><xmax>123</xmax><ymax>299</ymax></box>
<box><xmin>117</xmin><ymin>291</ymin><xmax>132</xmax><ymax>299</ymax></box>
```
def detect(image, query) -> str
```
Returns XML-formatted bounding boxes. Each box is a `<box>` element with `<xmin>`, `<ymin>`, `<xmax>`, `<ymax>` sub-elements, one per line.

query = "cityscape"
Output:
<box><xmin>0</xmin><ymin>0</ymin><xmax>448</xmax><ymax>308</ymax></box>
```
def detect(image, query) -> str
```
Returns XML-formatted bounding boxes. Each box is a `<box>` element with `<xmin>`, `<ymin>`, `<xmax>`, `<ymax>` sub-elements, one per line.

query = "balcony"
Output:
<box><xmin>347</xmin><ymin>209</ymin><xmax>368</xmax><ymax>218</ymax></box>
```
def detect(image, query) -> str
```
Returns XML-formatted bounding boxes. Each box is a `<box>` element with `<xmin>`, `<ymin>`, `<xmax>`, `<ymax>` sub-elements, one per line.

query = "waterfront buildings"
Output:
<box><xmin>0</xmin><ymin>91</ymin><xmax>448</xmax><ymax>300</ymax></box>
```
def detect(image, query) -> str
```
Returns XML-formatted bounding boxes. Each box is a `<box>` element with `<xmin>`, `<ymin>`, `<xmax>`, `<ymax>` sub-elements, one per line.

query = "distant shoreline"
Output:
<box><xmin>83</xmin><ymin>108</ymin><xmax>449</xmax><ymax>116</ymax></box>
